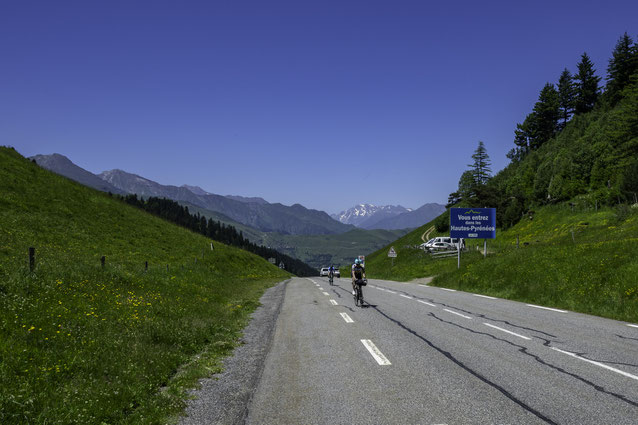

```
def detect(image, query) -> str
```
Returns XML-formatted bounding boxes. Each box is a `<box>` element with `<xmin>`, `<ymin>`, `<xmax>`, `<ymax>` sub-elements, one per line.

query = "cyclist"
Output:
<box><xmin>351</xmin><ymin>258</ymin><xmax>366</xmax><ymax>295</ymax></box>
<box><xmin>328</xmin><ymin>265</ymin><xmax>335</xmax><ymax>284</ymax></box>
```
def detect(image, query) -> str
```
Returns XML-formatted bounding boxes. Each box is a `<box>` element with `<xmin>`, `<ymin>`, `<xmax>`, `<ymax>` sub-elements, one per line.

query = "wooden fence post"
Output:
<box><xmin>101</xmin><ymin>256</ymin><xmax>106</xmax><ymax>268</ymax></box>
<box><xmin>29</xmin><ymin>247</ymin><xmax>35</xmax><ymax>271</ymax></box>
<box><xmin>145</xmin><ymin>261</ymin><xmax>148</xmax><ymax>272</ymax></box>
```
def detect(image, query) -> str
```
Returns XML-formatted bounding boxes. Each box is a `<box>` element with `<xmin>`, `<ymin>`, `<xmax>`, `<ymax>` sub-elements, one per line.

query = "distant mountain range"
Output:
<box><xmin>31</xmin><ymin>154</ymin><xmax>354</xmax><ymax>236</ymax></box>
<box><xmin>332</xmin><ymin>202</ymin><xmax>445</xmax><ymax>230</ymax></box>
<box><xmin>29</xmin><ymin>154</ymin><xmax>127</xmax><ymax>195</ymax></box>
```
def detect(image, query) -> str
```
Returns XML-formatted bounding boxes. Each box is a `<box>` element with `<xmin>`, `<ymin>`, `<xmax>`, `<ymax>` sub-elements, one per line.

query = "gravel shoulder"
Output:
<box><xmin>178</xmin><ymin>279</ymin><xmax>289</xmax><ymax>425</ymax></box>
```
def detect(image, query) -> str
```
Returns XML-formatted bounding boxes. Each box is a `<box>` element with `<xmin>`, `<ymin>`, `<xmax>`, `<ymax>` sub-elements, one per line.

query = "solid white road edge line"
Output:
<box><xmin>340</xmin><ymin>313</ymin><xmax>354</xmax><ymax>323</ymax></box>
<box><xmin>400</xmin><ymin>294</ymin><xmax>414</xmax><ymax>300</ymax></box>
<box><xmin>361</xmin><ymin>340</ymin><xmax>392</xmax><ymax>365</ymax></box>
<box><xmin>417</xmin><ymin>300</ymin><xmax>437</xmax><ymax>307</ymax></box>
<box><xmin>484</xmin><ymin>323</ymin><xmax>531</xmax><ymax>340</ymax></box>
<box><xmin>322</xmin><ymin>292</ymin><xmax>330</xmax><ymax>296</ymax></box>
<box><xmin>441</xmin><ymin>288</ymin><xmax>457</xmax><ymax>292</ymax></box>
<box><xmin>627</xmin><ymin>324</ymin><xmax>638</xmax><ymax>328</ymax></box>
<box><xmin>330</xmin><ymin>299</ymin><xmax>338</xmax><ymax>305</ymax></box>
<box><xmin>473</xmin><ymin>294</ymin><xmax>497</xmax><ymax>300</ymax></box>
<box><xmin>527</xmin><ymin>304</ymin><xmax>567</xmax><ymax>313</ymax></box>
<box><xmin>443</xmin><ymin>309</ymin><xmax>472</xmax><ymax>319</ymax></box>
<box><xmin>551</xmin><ymin>347</ymin><xmax>638</xmax><ymax>381</ymax></box>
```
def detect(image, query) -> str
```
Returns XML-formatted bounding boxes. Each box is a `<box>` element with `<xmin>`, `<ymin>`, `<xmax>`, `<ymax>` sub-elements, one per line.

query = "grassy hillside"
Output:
<box><xmin>364</xmin><ymin>201</ymin><xmax>638</xmax><ymax>323</ymax></box>
<box><xmin>0</xmin><ymin>147</ymin><xmax>290</xmax><ymax>424</ymax></box>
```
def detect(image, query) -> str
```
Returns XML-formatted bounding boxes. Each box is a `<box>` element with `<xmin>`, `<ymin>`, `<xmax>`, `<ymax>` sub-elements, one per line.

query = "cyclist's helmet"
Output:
<box><xmin>355</xmin><ymin>259</ymin><xmax>361</xmax><ymax>265</ymax></box>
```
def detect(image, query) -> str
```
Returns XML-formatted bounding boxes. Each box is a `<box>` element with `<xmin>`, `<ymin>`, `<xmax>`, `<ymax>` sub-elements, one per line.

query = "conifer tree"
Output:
<box><xmin>607</xmin><ymin>32</ymin><xmax>637</xmax><ymax>106</ymax></box>
<box><xmin>532</xmin><ymin>83</ymin><xmax>560</xmax><ymax>147</ymax></box>
<box><xmin>469</xmin><ymin>141</ymin><xmax>492</xmax><ymax>186</ymax></box>
<box><xmin>557</xmin><ymin>68</ymin><xmax>576</xmax><ymax>128</ymax></box>
<box><xmin>574</xmin><ymin>52</ymin><xmax>601</xmax><ymax>114</ymax></box>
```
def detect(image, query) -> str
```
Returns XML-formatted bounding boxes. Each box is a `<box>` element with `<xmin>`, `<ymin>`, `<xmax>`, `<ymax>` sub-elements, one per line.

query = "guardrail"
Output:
<box><xmin>430</xmin><ymin>249</ymin><xmax>458</xmax><ymax>259</ymax></box>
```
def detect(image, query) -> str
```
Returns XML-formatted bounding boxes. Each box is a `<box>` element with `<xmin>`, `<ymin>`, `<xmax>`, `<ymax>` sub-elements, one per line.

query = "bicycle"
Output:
<box><xmin>353</xmin><ymin>278</ymin><xmax>366</xmax><ymax>307</ymax></box>
<box><xmin>329</xmin><ymin>272</ymin><xmax>334</xmax><ymax>286</ymax></box>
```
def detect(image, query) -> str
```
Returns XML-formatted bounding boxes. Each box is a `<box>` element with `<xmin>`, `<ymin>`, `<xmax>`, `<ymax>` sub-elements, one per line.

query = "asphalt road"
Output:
<box><xmin>245</xmin><ymin>277</ymin><xmax>638</xmax><ymax>425</ymax></box>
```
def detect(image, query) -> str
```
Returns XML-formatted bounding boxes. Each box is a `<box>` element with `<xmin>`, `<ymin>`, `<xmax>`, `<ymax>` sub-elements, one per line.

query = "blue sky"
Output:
<box><xmin>2</xmin><ymin>0</ymin><xmax>637</xmax><ymax>214</ymax></box>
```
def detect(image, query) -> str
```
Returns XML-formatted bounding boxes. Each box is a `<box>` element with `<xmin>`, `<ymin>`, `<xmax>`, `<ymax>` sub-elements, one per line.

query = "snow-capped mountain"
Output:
<box><xmin>331</xmin><ymin>204</ymin><xmax>412</xmax><ymax>228</ymax></box>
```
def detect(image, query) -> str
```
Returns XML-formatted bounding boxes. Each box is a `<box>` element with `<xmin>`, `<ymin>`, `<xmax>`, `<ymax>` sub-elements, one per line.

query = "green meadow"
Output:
<box><xmin>0</xmin><ymin>147</ymin><xmax>290</xmax><ymax>424</ymax></box>
<box><xmin>364</xmin><ymin>201</ymin><xmax>638</xmax><ymax>323</ymax></box>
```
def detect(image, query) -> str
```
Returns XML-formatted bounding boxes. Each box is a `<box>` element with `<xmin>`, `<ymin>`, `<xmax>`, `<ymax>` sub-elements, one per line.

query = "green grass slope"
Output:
<box><xmin>364</xmin><ymin>201</ymin><xmax>638</xmax><ymax>323</ymax></box>
<box><xmin>0</xmin><ymin>147</ymin><xmax>290</xmax><ymax>424</ymax></box>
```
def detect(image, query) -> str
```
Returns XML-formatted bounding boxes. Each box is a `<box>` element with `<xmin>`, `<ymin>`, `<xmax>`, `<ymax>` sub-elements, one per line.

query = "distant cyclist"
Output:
<box><xmin>328</xmin><ymin>265</ymin><xmax>335</xmax><ymax>284</ymax></box>
<box><xmin>351</xmin><ymin>259</ymin><xmax>366</xmax><ymax>295</ymax></box>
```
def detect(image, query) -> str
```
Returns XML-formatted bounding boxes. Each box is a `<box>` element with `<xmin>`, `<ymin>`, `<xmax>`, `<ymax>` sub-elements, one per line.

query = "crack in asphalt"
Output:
<box><xmin>370</xmin><ymin>306</ymin><xmax>558</xmax><ymax>424</ymax></box>
<box><xmin>349</xmin><ymin>282</ymin><xmax>638</xmax><ymax>411</ymax></box>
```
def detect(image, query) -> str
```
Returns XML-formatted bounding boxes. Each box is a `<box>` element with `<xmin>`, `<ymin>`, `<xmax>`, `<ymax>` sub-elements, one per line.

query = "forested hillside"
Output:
<box><xmin>443</xmin><ymin>33</ymin><xmax>638</xmax><ymax>229</ymax></box>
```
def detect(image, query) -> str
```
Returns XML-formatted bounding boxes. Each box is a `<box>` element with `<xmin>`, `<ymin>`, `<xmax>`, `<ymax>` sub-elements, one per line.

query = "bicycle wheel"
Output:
<box><xmin>353</xmin><ymin>286</ymin><xmax>359</xmax><ymax>306</ymax></box>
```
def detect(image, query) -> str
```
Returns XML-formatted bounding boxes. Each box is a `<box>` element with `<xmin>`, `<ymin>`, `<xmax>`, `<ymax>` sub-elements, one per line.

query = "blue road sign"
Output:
<box><xmin>450</xmin><ymin>208</ymin><xmax>496</xmax><ymax>239</ymax></box>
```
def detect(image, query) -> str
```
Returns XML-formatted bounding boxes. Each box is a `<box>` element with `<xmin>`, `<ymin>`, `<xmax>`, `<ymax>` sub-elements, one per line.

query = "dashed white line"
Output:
<box><xmin>340</xmin><ymin>313</ymin><xmax>354</xmax><ymax>323</ymax></box>
<box><xmin>484</xmin><ymin>323</ymin><xmax>531</xmax><ymax>340</ymax></box>
<box><xmin>473</xmin><ymin>294</ymin><xmax>497</xmax><ymax>300</ymax></box>
<box><xmin>330</xmin><ymin>299</ymin><xmax>338</xmax><ymax>305</ymax></box>
<box><xmin>386</xmin><ymin>290</ymin><xmax>397</xmax><ymax>294</ymax></box>
<box><xmin>526</xmin><ymin>304</ymin><xmax>567</xmax><ymax>313</ymax></box>
<box><xmin>361</xmin><ymin>340</ymin><xmax>391</xmax><ymax>365</ymax></box>
<box><xmin>627</xmin><ymin>324</ymin><xmax>638</xmax><ymax>328</ymax></box>
<box><xmin>322</xmin><ymin>292</ymin><xmax>329</xmax><ymax>296</ymax></box>
<box><xmin>417</xmin><ymin>300</ymin><xmax>437</xmax><ymax>307</ymax></box>
<box><xmin>443</xmin><ymin>309</ymin><xmax>471</xmax><ymax>319</ymax></box>
<box><xmin>318</xmin><ymin>287</ymin><xmax>323</xmax><ymax>290</ymax></box>
<box><xmin>441</xmin><ymin>288</ymin><xmax>457</xmax><ymax>292</ymax></box>
<box><xmin>551</xmin><ymin>347</ymin><xmax>638</xmax><ymax>381</ymax></box>
<box><xmin>399</xmin><ymin>294</ymin><xmax>414</xmax><ymax>300</ymax></box>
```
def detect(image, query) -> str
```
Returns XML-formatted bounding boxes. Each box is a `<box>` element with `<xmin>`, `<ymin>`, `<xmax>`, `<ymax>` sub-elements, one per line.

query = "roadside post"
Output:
<box><xmin>388</xmin><ymin>247</ymin><xmax>397</xmax><ymax>266</ymax></box>
<box><xmin>450</xmin><ymin>208</ymin><xmax>496</xmax><ymax>268</ymax></box>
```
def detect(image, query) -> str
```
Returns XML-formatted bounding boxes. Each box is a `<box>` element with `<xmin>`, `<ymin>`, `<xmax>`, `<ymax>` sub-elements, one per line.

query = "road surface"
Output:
<box><xmin>246</xmin><ymin>277</ymin><xmax>638</xmax><ymax>424</ymax></box>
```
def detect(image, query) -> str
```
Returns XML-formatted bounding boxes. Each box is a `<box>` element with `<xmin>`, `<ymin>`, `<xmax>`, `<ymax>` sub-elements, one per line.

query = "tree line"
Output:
<box><xmin>118</xmin><ymin>194</ymin><xmax>317</xmax><ymax>276</ymax></box>
<box><xmin>441</xmin><ymin>32</ymin><xmax>638</xmax><ymax>231</ymax></box>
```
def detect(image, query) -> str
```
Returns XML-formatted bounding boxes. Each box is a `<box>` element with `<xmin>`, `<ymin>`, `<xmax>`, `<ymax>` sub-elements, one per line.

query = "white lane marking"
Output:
<box><xmin>441</xmin><ymin>288</ymin><xmax>457</xmax><ymax>292</ymax></box>
<box><xmin>551</xmin><ymin>347</ymin><xmax>638</xmax><ymax>381</ymax></box>
<box><xmin>340</xmin><ymin>313</ymin><xmax>354</xmax><ymax>323</ymax></box>
<box><xmin>527</xmin><ymin>304</ymin><xmax>567</xmax><ymax>313</ymax></box>
<box><xmin>484</xmin><ymin>323</ymin><xmax>531</xmax><ymax>340</ymax></box>
<box><xmin>399</xmin><ymin>294</ymin><xmax>414</xmax><ymax>300</ymax></box>
<box><xmin>361</xmin><ymin>340</ymin><xmax>391</xmax><ymax>365</ymax></box>
<box><xmin>444</xmin><ymin>309</ymin><xmax>471</xmax><ymax>319</ymax></box>
<box><xmin>627</xmin><ymin>324</ymin><xmax>638</xmax><ymax>328</ymax></box>
<box><xmin>417</xmin><ymin>300</ymin><xmax>437</xmax><ymax>307</ymax></box>
<box><xmin>473</xmin><ymin>294</ymin><xmax>497</xmax><ymax>300</ymax></box>
<box><xmin>330</xmin><ymin>299</ymin><xmax>338</xmax><ymax>305</ymax></box>
<box><xmin>322</xmin><ymin>292</ymin><xmax>329</xmax><ymax>296</ymax></box>
<box><xmin>386</xmin><ymin>290</ymin><xmax>397</xmax><ymax>294</ymax></box>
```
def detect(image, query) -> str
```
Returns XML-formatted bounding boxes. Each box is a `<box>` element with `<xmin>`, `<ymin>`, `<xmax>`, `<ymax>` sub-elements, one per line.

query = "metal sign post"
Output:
<box><xmin>388</xmin><ymin>247</ymin><xmax>397</xmax><ymax>267</ymax></box>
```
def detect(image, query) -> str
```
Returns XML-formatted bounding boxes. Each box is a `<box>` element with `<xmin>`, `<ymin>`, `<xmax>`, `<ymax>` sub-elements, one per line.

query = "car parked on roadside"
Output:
<box><xmin>320</xmin><ymin>267</ymin><xmax>330</xmax><ymax>276</ymax></box>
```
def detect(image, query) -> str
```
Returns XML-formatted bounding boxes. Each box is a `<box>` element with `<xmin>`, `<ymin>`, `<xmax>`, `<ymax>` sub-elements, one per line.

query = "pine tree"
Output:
<box><xmin>532</xmin><ymin>83</ymin><xmax>560</xmax><ymax>147</ymax></box>
<box><xmin>469</xmin><ymin>141</ymin><xmax>492</xmax><ymax>186</ymax></box>
<box><xmin>607</xmin><ymin>32</ymin><xmax>637</xmax><ymax>106</ymax></box>
<box><xmin>574</xmin><ymin>52</ymin><xmax>601</xmax><ymax>114</ymax></box>
<box><xmin>557</xmin><ymin>68</ymin><xmax>576</xmax><ymax>128</ymax></box>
